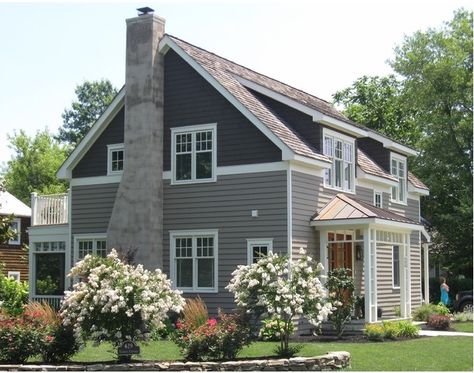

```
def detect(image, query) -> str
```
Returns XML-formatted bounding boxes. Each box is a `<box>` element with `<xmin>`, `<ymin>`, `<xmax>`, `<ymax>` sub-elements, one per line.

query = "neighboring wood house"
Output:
<box><xmin>29</xmin><ymin>9</ymin><xmax>431</xmax><ymax>323</ymax></box>
<box><xmin>0</xmin><ymin>191</ymin><xmax>31</xmax><ymax>282</ymax></box>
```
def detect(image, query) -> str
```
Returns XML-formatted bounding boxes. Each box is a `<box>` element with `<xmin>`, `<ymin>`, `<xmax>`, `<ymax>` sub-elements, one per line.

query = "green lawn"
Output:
<box><xmin>68</xmin><ymin>337</ymin><xmax>473</xmax><ymax>371</ymax></box>
<box><xmin>452</xmin><ymin>322</ymin><xmax>473</xmax><ymax>333</ymax></box>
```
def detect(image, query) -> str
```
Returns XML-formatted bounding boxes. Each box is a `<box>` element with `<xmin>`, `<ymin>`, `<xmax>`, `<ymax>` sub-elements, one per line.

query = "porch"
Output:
<box><xmin>311</xmin><ymin>193</ymin><xmax>431</xmax><ymax>323</ymax></box>
<box><xmin>28</xmin><ymin>192</ymin><xmax>71</xmax><ymax>308</ymax></box>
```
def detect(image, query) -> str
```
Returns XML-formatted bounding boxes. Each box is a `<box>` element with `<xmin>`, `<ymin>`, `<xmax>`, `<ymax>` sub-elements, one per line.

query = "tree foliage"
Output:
<box><xmin>333</xmin><ymin>9</ymin><xmax>473</xmax><ymax>276</ymax></box>
<box><xmin>3</xmin><ymin>130</ymin><xmax>68</xmax><ymax>204</ymax></box>
<box><xmin>57</xmin><ymin>79</ymin><xmax>118</xmax><ymax>146</ymax></box>
<box><xmin>334</xmin><ymin>75</ymin><xmax>421</xmax><ymax>146</ymax></box>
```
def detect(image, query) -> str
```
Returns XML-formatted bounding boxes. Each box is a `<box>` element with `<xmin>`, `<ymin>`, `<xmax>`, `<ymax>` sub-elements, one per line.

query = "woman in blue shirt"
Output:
<box><xmin>440</xmin><ymin>277</ymin><xmax>450</xmax><ymax>306</ymax></box>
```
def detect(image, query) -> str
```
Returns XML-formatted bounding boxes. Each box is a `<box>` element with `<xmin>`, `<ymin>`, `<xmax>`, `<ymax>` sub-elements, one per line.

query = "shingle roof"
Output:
<box><xmin>357</xmin><ymin>149</ymin><xmax>398</xmax><ymax>182</ymax></box>
<box><xmin>169</xmin><ymin>35</ymin><xmax>329</xmax><ymax>163</ymax></box>
<box><xmin>0</xmin><ymin>191</ymin><xmax>31</xmax><ymax>217</ymax></box>
<box><xmin>167</xmin><ymin>35</ymin><xmax>427</xmax><ymax>188</ymax></box>
<box><xmin>312</xmin><ymin>193</ymin><xmax>420</xmax><ymax>226</ymax></box>
<box><xmin>408</xmin><ymin>171</ymin><xmax>429</xmax><ymax>190</ymax></box>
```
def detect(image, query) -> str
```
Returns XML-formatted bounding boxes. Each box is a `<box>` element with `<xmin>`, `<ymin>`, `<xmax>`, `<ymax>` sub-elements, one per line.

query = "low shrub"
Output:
<box><xmin>172</xmin><ymin>310</ymin><xmax>253</xmax><ymax>361</ymax></box>
<box><xmin>259</xmin><ymin>318</ymin><xmax>294</xmax><ymax>341</ymax></box>
<box><xmin>381</xmin><ymin>321</ymin><xmax>399</xmax><ymax>340</ymax></box>
<box><xmin>150</xmin><ymin>318</ymin><xmax>176</xmax><ymax>340</ymax></box>
<box><xmin>0</xmin><ymin>309</ymin><xmax>48</xmax><ymax>363</ymax></box>
<box><xmin>396</xmin><ymin>320</ymin><xmax>420</xmax><ymax>338</ymax></box>
<box><xmin>41</xmin><ymin>324</ymin><xmax>81</xmax><ymax>363</ymax></box>
<box><xmin>181</xmin><ymin>297</ymin><xmax>209</xmax><ymax>330</ymax></box>
<box><xmin>364</xmin><ymin>323</ymin><xmax>385</xmax><ymax>341</ymax></box>
<box><xmin>0</xmin><ymin>274</ymin><xmax>28</xmax><ymax>316</ymax></box>
<box><xmin>365</xmin><ymin>320</ymin><xmax>419</xmax><ymax>341</ymax></box>
<box><xmin>412</xmin><ymin>303</ymin><xmax>450</xmax><ymax>322</ymax></box>
<box><xmin>427</xmin><ymin>314</ymin><xmax>451</xmax><ymax>330</ymax></box>
<box><xmin>453</xmin><ymin>311</ymin><xmax>473</xmax><ymax>322</ymax></box>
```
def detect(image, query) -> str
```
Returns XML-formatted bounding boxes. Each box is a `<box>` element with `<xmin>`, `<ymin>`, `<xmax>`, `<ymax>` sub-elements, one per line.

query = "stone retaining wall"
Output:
<box><xmin>0</xmin><ymin>351</ymin><xmax>350</xmax><ymax>371</ymax></box>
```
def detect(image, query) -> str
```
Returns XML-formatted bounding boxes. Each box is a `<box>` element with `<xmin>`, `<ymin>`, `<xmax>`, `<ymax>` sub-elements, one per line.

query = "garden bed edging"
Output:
<box><xmin>0</xmin><ymin>351</ymin><xmax>350</xmax><ymax>371</ymax></box>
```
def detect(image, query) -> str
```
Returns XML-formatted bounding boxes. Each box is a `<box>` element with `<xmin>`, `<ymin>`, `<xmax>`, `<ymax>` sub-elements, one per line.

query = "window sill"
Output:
<box><xmin>171</xmin><ymin>178</ymin><xmax>216</xmax><ymax>186</ymax></box>
<box><xmin>323</xmin><ymin>184</ymin><xmax>356</xmax><ymax>195</ymax></box>
<box><xmin>177</xmin><ymin>288</ymin><xmax>218</xmax><ymax>294</ymax></box>
<box><xmin>390</xmin><ymin>199</ymin><xmax>407</xmax><ymax>206</ymax></box>
<box><xmin>107</xmin><ymin>171</ymin><xmax>124</xmax><ymax>176</ymax></box>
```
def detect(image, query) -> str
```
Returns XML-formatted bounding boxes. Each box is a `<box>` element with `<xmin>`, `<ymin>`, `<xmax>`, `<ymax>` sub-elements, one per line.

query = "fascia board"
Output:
<box><xmin>56</xmin><ymin>89</ymin><xmax>125</xmax><ymax>179</ymax></box>
<box><xmin>408</xmin><ymin>183</ymin><xmax>430</xmax><ymax>196</ymax></box>
<box><xmin>357</xmin><ymin>167</ymin><xmax>399</xmax><ymax>187</ymax></box>
<box><xmin>159</xmin><ymin>36</ymin><xmax>295</xmax><ymax>160</ymax></box>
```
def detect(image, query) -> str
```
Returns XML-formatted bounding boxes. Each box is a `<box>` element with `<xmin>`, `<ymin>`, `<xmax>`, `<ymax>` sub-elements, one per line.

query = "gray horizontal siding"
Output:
<box><xmin>376</xmin><ymin>243</ymin><xmax>400</xmax><ymax>318</ymax></box>
<box><xmin>71</xmin><ymin>183</ymin><xmax>119</xmax><ymax>234</ymax></box>
<box><xmin>163</xmin><ymin>171</ymin><xmax>288</xmax><ymax>313</ymax></box>
<box><xmin>72</xmin><ymin>108</ymin><xmax>125</xmax><ymax>178</ymax></box>
<box><xmin>163</xmin><ymin>49</ymin><xmax>281</xmax><ymax>170</ymax></box>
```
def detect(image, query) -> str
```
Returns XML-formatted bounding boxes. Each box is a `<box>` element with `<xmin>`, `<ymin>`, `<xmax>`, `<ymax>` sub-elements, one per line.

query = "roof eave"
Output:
<box><xmin>311</xmin><ymin>217</ymin><xmax>423</xmax><ymax>232</ymax></box>
<box><xmin>357</xmin><ymin>167</ymin><xmax>399</xmax><ymax>187</ymax></box>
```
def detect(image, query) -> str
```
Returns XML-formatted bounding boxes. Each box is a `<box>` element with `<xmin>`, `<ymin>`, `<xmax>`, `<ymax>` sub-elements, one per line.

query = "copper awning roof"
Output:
<box><xmin>310</xmin><ymin>193</ymin><xmax>422</xmax><ymax>230</ymax></box>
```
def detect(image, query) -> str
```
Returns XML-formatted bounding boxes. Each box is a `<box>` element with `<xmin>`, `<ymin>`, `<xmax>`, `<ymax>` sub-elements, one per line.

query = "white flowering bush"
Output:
<box><xmin>226</xmin><ymin>248</ymin><xmax>332</xmax><ymax>356</ymax></box>
<box><xmin>60</xmin><ymin>249</ymin><xmax>185</xmax><ymax>352</ymax></box>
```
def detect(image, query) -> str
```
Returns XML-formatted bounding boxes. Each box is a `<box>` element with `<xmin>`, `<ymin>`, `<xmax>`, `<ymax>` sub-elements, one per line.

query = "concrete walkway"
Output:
<box><xmin>419</xmin><ymin>330</ymin><xmax>473</xmax><ymax>337</ymax></box>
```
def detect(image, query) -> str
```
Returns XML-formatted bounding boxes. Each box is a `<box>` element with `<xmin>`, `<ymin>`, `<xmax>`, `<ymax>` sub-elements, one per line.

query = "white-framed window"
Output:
<box><xmin>74</xmin><ymin>234</ymin><xmax>107</xmax><ymax>261</ymax></box>
<box><xmin>170</xmin><ymin>229</ymin><xmax>218</xmax><ymax>293</ymax></box>
<box><xmin>171</xmin><ymin>124</ymin><xmax>217</xmax><ymax>184</ymax></box>
<box><xmin>7</xmin><ymin>271</ymin><xmax>20</xmax><ymax>282</ymax></box>
<box><xmin>392</xmin><ymin>245</ymin><xmax>400</xmax><ymax>288</ymax></box>
<box><xmin>374</xmin><ymin>191</ymin><xmax>383</xmax><ymax>208</ymax></box>
<box><xmin>8</xmin><ymin>218</ymin><xmax>21</xmax><ymax>245</ymax></box>
<box><xmin>107</xmin><ymin>143</ymin><xmax>125</xmax><ymax>175</ymax></box>
<box><xmin>32</xmin><ymin>241</ymin><xmax>66</xmax><ymax>296</ymax></box>
<box><xmin>247</xmin><ymin>239</ymin><xmax>273</xmax><ymax>264</ymax></box>
<box><xmin>323</xmin><ymin>128</ymin><xmax>355</xmax><ymax>192</ymax></box>
<box><xmin>390</xmin><ymin>154</ymin><xmax>407</xmax><ymax>204</ymax></box>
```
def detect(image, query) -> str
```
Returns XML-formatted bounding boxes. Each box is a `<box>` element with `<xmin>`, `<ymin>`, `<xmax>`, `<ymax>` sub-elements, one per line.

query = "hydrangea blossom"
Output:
<box><xmin>60</xmin><ymin>249</ymin><xmax>185</xmax><ymax>347</ymax></box>
<box><xmin>226</xmin><ymin>248</ymin><xmax>332</xmax><ymax>356</ymax></box>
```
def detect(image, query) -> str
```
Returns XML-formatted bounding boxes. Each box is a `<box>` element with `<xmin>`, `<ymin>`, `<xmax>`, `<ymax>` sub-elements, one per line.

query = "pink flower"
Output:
<box><xmin>207</xmin><ymin>318</ymin><xmax>217</xmax><ymax>327</ymax></box>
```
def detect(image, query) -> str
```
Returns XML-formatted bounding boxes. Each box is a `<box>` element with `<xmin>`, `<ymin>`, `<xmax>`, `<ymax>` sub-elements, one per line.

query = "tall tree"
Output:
<box><xmin>3</xmin><ymin>130</ymin><xmax>68</xmax><ymax>204</ymax></box>
<box><xmin>334</xmin><ymin>9</ymin><xmax>473</xmax><ymax>276</ymax></box>
<box><xmin>57</xmin><ymin>79</ymin><xmax>118</xmax><ymax>146</ymax></box>
<box><xmin>333</xmin><ymin>75</ymin><xmax>421</xmax><ymax>146</ymax></box>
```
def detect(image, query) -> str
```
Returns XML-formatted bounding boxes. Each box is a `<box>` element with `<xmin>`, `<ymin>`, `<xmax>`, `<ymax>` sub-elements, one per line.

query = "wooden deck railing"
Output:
<box><xmin>31</xmin><ymin>192</ymin><xmax>68</xmax><ymax>226</ymax></box>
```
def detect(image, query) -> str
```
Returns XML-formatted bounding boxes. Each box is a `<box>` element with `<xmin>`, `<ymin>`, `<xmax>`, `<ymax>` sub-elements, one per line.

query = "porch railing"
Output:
<box><xmin>31</xmin><ymin>192</ymin><xmax>68</xmax><ymax>226</ymax></box>
<box><xmin>30</xmin><ymin>295</ymin><xmax>64</xmax><ymax>310</ymax></box>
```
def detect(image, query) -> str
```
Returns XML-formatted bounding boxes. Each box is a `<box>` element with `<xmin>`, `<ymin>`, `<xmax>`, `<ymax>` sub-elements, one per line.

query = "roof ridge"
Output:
<box><xmin>166</xmin><ymin>34</ymin><xmax>339</xmax><ymax>109</ymax></box>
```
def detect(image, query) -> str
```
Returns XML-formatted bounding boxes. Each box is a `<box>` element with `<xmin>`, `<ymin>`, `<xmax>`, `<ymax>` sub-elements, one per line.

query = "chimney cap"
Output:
<box><xmin>137</xmin><ymin>7</ymin><xmax>154</xmax><ymax>16</ymax></box>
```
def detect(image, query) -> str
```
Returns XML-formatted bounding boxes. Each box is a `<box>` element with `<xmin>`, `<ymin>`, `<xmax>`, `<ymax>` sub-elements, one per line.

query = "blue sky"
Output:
<box><xmin>0</xmin><ymin>0</ymin><xmax>471</xmax><ymax>166</ymax></box>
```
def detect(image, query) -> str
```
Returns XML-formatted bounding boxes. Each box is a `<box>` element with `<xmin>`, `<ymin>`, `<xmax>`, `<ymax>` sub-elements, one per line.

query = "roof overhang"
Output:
<box><xmin>356</xmin><ymin>167</ymin><xmax>399</xmax><ymax>188</ymax></box>
<box><xmin>408</xmin><ymin>183</ymin><xmax>430</xmax><ymax>196</ymax></box>
<box><xmin>56</xmin><ymin>88</ymin><xmax>125</xmax><ymax>180</ymax></box>
<box><xmin>310</xmin><ymin>217</ymin><xmax>423</xmax><ymax>232</ymax></box>
<box><xmin>234</xmin><ymin>76</ymin><xmax>418</xmax><ymax>157</ymax></box>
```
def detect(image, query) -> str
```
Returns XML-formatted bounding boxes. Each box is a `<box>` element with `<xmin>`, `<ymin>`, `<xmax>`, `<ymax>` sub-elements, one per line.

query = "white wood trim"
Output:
<box><xmin>70</xmin><ymin>175</ymin><xmax>122</xmax><ymax>186</ymax></box>
<box><xmin>392</xmin><ymin>245</ymin><xmax>401</xmax><ymax>289</ymax></box>
<box><xmin>311</xmin><ymin>218</ymin><xmax>422</xmax><ymax>232</ymax></box>
<box><xmin>7</xmin><ymin>271</ymin><xmax>21</xmax><ymax>282</ymax></box>
<box><xmin>390</xmin><ymin>153</ymin><xmax>408</xmax><ymax>205</ymax></box>
<box><xmin>423</xmin><ymin>243</ymin><xmax>430</xmax><ymax>305</ymax></box>
<box><xmin>322</xmin><ymin>128</ymin><xmax>356</xmax><ymax>193</ymax></box>
<box><xmin>373</xmin><ymin>190</ymin><xmax>383</xmax><ymax>208</ymax></box>
<box><xmin>170</xmin><ymin>123</ymin><xmax>217</xmax><ymax>185</ymax></box>
<box><xmin>357</xmin><ymin>168</ymin><xmax>398</xmax><ymax>188</ymax></box>
<box><xmin>247</xmin><ymin>238</ymin><xmax>273</xmax><ymax>265</ymax></box>
<box><xmin>319</xmin><ymin>229</ymin><xmax>329</xmax><ymax>284</ymax></box>
<box><xmin>107</xmin><ymin>143</ymin><xmax>125</xmax><ymax>176</ymax></box>
<box><xmin>169</xmin><ymin>229</ymin><xmax>219</xmax><ymax>293</ymax></box>
<box><xmin>408</xmin><ymin>183</ymin><xmax>430</xmax><ymax>196</ymax></box>
<box><xmin>57</xmin><ymin>89</ymin><xmax>125</xmax><ymax>179</ymax></box>
<box><xmin>287</xmin><ymin>165</ymin><xmax>293</xmax><ymax>264</ymax></box>
<box><xmin>8</xmin><ymin>218</ymin><xmax>21</xmax><ymax>245</ymax></box>
<box><xmin>73</xmin><ymin>233</ymin><xmax>107</xmax><ymax>263</ymax></box>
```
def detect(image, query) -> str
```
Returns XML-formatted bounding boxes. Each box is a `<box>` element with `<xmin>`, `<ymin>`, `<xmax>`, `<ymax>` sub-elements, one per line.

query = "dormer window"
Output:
<box><xmin>171</xmin><ymin>124</ymin><xmax>217</xmax><ymax>184</ymax></box>
<box><xmin>107</xmin><ymin>144</ymin><xmax>124</xmax><ymax>175</ymax></box>
<box><xmin>390</xmin><ymin>154</ymin><xmax>407</xmax><ymax>204</ymax></box>
<box><xmin>323</xmin><ymin>128</ymin><xmax>355</xmax><ymax>192</ymax></box>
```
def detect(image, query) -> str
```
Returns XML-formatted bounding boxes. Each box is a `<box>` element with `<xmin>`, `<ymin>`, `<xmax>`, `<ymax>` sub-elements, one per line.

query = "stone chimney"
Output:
<box><xmin>107</xmin><ymin>10</ymin><xmax>165</xmax><ymax>269</ymax></box>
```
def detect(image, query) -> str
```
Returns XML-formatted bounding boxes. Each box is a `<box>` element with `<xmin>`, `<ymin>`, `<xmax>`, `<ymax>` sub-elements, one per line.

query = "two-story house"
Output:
<box><xmin>29</xmin><ymin>9</ymin><xmax>431</xmax><ymax>323</ymax></box>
